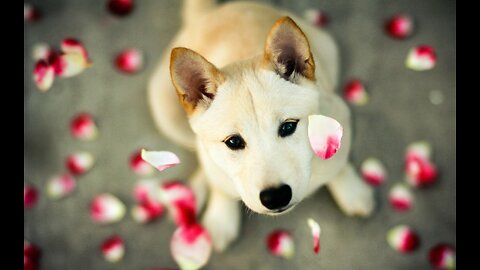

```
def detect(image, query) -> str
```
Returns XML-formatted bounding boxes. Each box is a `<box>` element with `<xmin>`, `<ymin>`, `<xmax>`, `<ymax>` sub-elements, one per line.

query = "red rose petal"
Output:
<box><xmin>170</xmin><ymin>223</ymin><xmax>212</xmax><ymax>270</ymax></box>
<box><xmin>107</xmin><ymin>0</ymin><xmax>134</xmax><ymax>17</ymax></box>
<box><xmin>343</xmin><ymin>79</ymin><xmax>369</xmax><ymax>106</ymax></box>
<box><xmin>24</xmin><ymin>4</ymin><xmax>42</xmax><ymax>22</ymax></box>
<box><xmin>304</xmin><ymin>9</ymin><xmax>330</xmax><ymax>27</ymax></box>
<box><xmin>70</xmin><ymin>113</ymin><xmax>98</xmax><ymax>140</ymax></box>
<box><xmin>90</xmin><ymin>193</ymin><xmax>126</xmax><ymax>224</ymax></box>
<box><xmin>61</xmin><ymin>38</ymin><xmax>91</xmax><ymax>65</ymax></box>
<box><xmin>389</xmin><ymin>183</ymin><xmax>413</xmax><ymax>212</ymax></box>
<box><xmin>66</xmin><ymin>151</ymin><xmax>95</xmax><ymax>175</ymax></box>
<box><xmin>46</xmin><ymin>174</ymin><xmax>76</xmax><ymax>200</ymax></box>
<box><xmin>24</xmin><ymin>240</ymin><xmax>41</xmax><ymax>270</ymax></box>
<box><xmin>266</xmin><ymin>229</ymin><xmax>295</xmax><ymax>259</ymax></box>
<box><xmin>131</xmin><ymin>201</ymin><xmax>165</xmax><ymax>224</ymax></box>
<box><xmin>33</xmin><ymin>60</ymin><xmax>55</xmax><ymax>92</ymax></box>
<box><xmin>115</xmin><ymin>48</ymin><xmax>144</xmax><ymax>74</ymax></box>
<box><xmin>101</xmin><ymin>235</ymin><xmax>125</xmax><ymax>263</ymax></box>
<box><xmin>307</xmin><ymin>218</ymin><xmax>321</xmax><ymax>254</ymax></box>
<box><xmin>159</xmin><ymin>180</ymin><xmax>197</xmax><ymax>226</ymax></box>
<box><xmin>387</xmin><ymin>225</ymin><xmax>420</xmax><ymax>253</ymax></box>
<box><xmin>361</xmin><ymin>157</ymin><xmax>387</xmax><ymax>186</ymax></box>
<box><xmin>130</xmin><ymin>149</ymin><xmax>154</xmax><ymax>175</ymax></box>
<box><xmin>385</xmin><ymin>14</ymin><xmax>413</xmax><ymax>39</ymax></box>
<box><xmin>24</xmin><ymin>184</ymin><xmax>38</xmax><ymax>208</ymax></box>
<box><xmin>428</xmin><ymin>243</ymin><xmax>456</xmax><ymax>269</ymax></box>
<box><xmin>406</xmin><ymin>45</ymin><xmax>437</xmax><ymax>71</ymax></box>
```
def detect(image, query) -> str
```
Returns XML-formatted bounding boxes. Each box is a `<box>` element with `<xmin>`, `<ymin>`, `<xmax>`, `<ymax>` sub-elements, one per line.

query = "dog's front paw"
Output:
<box><xmin>340</xmin><ymin>183</ymin><xmax>375</xmax><ymax>217</ymax></box>
<box><xmin>201</xmin><ymin>194</ymin><xmax>240</xmax><ymax>252</ymax></box>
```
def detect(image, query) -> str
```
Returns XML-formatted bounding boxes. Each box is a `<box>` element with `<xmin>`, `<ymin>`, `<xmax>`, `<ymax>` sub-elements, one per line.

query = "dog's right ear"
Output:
<box><xmin>170</xmin><ymin>47</ymin><xmax>225</xmax><ymax>115</ymax></box>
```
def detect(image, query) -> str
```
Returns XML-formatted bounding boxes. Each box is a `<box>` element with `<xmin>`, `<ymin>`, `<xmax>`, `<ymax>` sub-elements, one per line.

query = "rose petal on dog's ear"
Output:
<box><xmin>53</xmin><ymin>53</ymin><xmax>90</xmax><ymax>78</ymax></box>
<box><xmin>33</xmin><ymin>60</ymin><xmax>55</xmax><ymax>92</ymax></box>
<box><xmin>101</xmin><ymin>235</ymin><xmax>125</xmax><ymax>263</ymax></box>
<box><xmin>90</xmin><ymin>193</ymin><xmax>126</xmax><ymax>224</ymax></box>
<box><xmin>141</xmin><ymin>149</ymin><xmax>180</xmax><ymax>172</ymax></box>
<box><xmin>387</xmin><ymin>225</ymin><xmax>420</xmax><ymax>253</ymax></box>
<box><xmin>266</xmin><ymin>230</ymin><xmax>295</xmax><ymax>259</ymax></box>
<box><xmin>131</xmin><ymin>201</ymin><xmax>165</xmax><ymax>224</ymax></box>
<box><xmin>428</xmin><ymin>243</ymin><xmax>456</xmax><ymax>269</ymax></box>
<box><xmin>46</xmin><ymin>174</ymin><xmax>76</xmax><ymax>200</ymax></box>
<box><xmin>66</xmin><ymin>151</ymin><xmax>95</xmax><ymax>175</ymax></box>
<box><xmin>303</xmin><ymin>9</ymin><xmax>330</xmax><ymax>27</ymax></box>
<box><xmin>115</xmin><ymin>48</ymin><xmax>144</xmax><ymax>74</ymax></box>
<box><xmin>61</xmin><ymin>38</ymin><xmax>91</xmax><ymax>65</ymax></box>
<box><xmin>343</xmin><ymin>79</ymin><xmax>369</xmax><ymax>106</ymax></box>
<box><xmin>361</xmin><ymin>157</ymin><xmax>386</xmax><ymax>186</ymax></box>
<box><xmin>171</xmin><ymin>223</ymin><xmax>212</xmax><ymax>270</ymax></box>
<box><xmin>308</xmin><ymin>115</ymin><xmax>343</xmax><ymax>160</ymax></box>
<box><xmin>130</xmin><ymin>149</ymin><xmax>154</xmax><ymax>176</ymax></box>
<box><xmin>24</xmin><ymin>184</ymin><xmax>38</xmax><ymax>208</ymax></box>
<box><xmin>158</xmin><ymin>181</ymin><xmax>197</xmax><ymax>226</ymax></box>
<box><xmin>70</xmin><ymin>113</ymin><xmax>98</xmax><ymax>140</ymax></box>
<box><xmin>24</xmin><ymin>4</ymin><xmax>42</xmax><ymax>22</ymax></box>
<box><xmin>307</xmin><ymin>218</ymin><xmax>321</xmax><ymax>254</ymax></box>
<box><xmin>385</xmin><ymin>14</ymin><xmax>413</xmax><ymax>39</ymax></box>
<box><xmin>406</xmin><ymin>45</ymin><xmax>437</xmax><ymax>71</ymax></box>
<box><xmin>389</xmin><ymin>183</ymin><xmax>413</xmax><ymax>212</ymax></box>
<box><xmin>107</xmin><ymin>0</ymin><xmax>134</xmax><ymax>17</ymax></box>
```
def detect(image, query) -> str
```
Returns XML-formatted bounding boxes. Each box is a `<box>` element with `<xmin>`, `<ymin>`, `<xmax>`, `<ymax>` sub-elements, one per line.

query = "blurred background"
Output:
<box><xmin>24</xmin><ymin>0</ymin><xmax>455</xmax><ymax>269</ymax></box>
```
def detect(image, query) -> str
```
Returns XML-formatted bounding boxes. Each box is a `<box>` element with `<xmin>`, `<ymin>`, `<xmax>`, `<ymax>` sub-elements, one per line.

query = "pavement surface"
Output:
<box><xmin>24</xmin><ymin>0</ymin><xmax>456</xmax><ymax>269</ymax></box>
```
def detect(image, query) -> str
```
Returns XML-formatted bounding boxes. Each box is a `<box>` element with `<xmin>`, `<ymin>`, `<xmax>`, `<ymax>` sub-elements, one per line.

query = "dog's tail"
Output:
<box><xmin>182</xmin><ymin>0</ymin><xmax>216</xmax><ymax>26</ymax></box>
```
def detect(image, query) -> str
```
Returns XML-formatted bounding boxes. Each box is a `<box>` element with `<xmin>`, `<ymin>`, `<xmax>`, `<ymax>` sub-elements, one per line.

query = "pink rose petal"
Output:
<box><xmin>24</xmin><ymin>4</ymin><xmax>42</xmax><ymax>22</ymax></box>
<box><xmin>303</xmin><ymin>9</ymin><xmax>330</xmax><ymax>27</ymax></box>
<box><xmin>387</xmin><ymin>225</ymin><xmax>420</xmax><ymax>253</ymax></box>
<box><xmin>66</xmin><ymin>151</ymin><xmax>95</xmax><ymax>175</ymax></box>
<box><xmin>171</xmin><ymin>223</ymin><xmax>212</xmax><ymax>270</ymax></box>
<box><xmin>115</xmin><ymin>48</ymin><xmax>144</xmax><ymax>74</ymax></box>
<box><xmin>131</xmin><ymin>201</ymin><xmax>165</xmax><ymax>224</ymax></box>
<box><xmin>130</xmin><ymin>149</ymin><xmax>154</xmax><ymax>175</ymax></box>
<box><xmin>107</xmin><ymin>0</ymin><xmax>134</xmax><ymax>17</ymax></box>
<box><xmin>90</xmin><ymin>193</ymin><xmax>126</xmax><ymax>224</ymax></box>
<box><xmin>24</xmin><ymin>240</ymin><xmax>41</xmax><ymax>270</ymax></box>
<box><xmin>343</xmin><ymin>79</ymin><xmax>369</xmax><ymax>106</ymax></box>
<box><xmin>24</xmin><ymin>184</ymin><xmax>38</xmax><ymax>208</ymax></box>
<box><xmin>428</xmin><ymin>243</ymin><xmax>456</xmax><ymax>269</ymax></box>
<box><xmin>141</xmin><ymin>149</ymin><xmax>180</xmax><ymax>172</ymax></box>
<box><xmin>385</xmin><ymin>14</ymin><xmax>413</xmax><ymax>39</ymax></box>
<box><xmin>406</xmin><ymin>45</ymin><xmax>437</xmax><ymax>71</ymax></box>
<box><xmin>70</xmin><ymin>113</ymin><xmax>98</xmax><ymax>140</ymax></box>
<box><xmin>361</xmin><ymin>157</ymin><xmax>386</xmax><ymax>186</ymax></box>
<box><xmin>308</xmin><ymin>115</ymin><xmax>343</xmax><ymax>160</ymax></box>
<box><xmin>307</xmin><ymin>218</ymin><xmax>321</xmax><ymax>254</ymax></box>
<box><xmin>158</xmin><ymin>181</ymin><xmax>197</xmax><ymax>226</ymax></box>
<box><xmin>61</xmin><ymin>38</ymin><xmax>91</xmax><ymax>65</ymax></box>
<box><xmin>101</xmin><ymin>235</ymin><xmax>125</xmax><ymax>263</ymax></box>
<box><xmin>33</xmin><ymin>60</ymin><xmax>55</xmax><ymax>92</ymax></box>
<box><xmin>46</xmin><ymin>174</ymin><xmax>76</xmax><ymax>200</ymax></box>
<box><xmin>389</xmin><ymin>183</ymin><xmax>413</xmax><ymax>212</ymax></box>
<box><xmin>266</xmin><ymin>229</ymin><xmax>295</xmax><ymax>259</ymax></box>
<box><xmin>53</xmin><ymin>53</ymin><xmax>90</xmax><ymax>78</ymax></box>
<box><xmin>405</xmin><ymin>141</ymin><xmax>437</xmax><ymax>187</ymax></box>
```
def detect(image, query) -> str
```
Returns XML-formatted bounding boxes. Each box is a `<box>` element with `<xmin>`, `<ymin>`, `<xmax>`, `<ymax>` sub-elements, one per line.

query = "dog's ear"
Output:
<box><xmin>263</xmin><ymin>16</ymin><xmax>315</xmax><ymax>82</ymax></box>
<box><xmin>170</xmin><ymin>47</ymin><xmax>225</xmax><ymax>115</ymax></box>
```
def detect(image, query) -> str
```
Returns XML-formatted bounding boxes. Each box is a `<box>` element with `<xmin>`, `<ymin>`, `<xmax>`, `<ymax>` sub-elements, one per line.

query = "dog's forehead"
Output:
<box><xmin>190</xmin><ymin>67</ymin><xmax>319</xmax><ymax>140</ymax></box>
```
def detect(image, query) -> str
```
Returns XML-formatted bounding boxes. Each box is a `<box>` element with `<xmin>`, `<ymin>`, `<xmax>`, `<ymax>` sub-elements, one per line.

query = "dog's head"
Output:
<box><xmin>170</xmin><ymin>17</ymin><xmax>321</xmax><ymax>215</ymax></box>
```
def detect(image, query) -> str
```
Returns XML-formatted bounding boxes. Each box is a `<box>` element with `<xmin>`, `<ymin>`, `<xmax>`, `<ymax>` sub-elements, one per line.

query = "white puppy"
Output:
<box><xmin>148</xmin><ymin>0</ymin><xmax>374</xmax><ymax>251</ymax></box>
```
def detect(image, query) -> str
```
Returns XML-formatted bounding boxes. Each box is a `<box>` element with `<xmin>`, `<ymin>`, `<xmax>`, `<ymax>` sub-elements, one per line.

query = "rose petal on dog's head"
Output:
<box><xmin>46</xmin><ymin>174</ymin><xmax>76</xmax><ymax>200</ymax></box>
<box><xmin>141</xmin><ymin>149</ymin><xmax>180</xmax><ymax>172</ymax></box>
<box><xmin>101</xmin><ymin>235</ymin><xmax>125</xmax><ymax>263</ymax></box>
<box><xmin>33</xmin><ymin>60</ymin><xmax>55</xmax><ymax>92</ymax></box>
<box><xmin>307</xmin><ymin>218</ymin><xmax>321</xmax><ymax>254</ymax></box>
<box><xmin>387</xmin><ymin>225</ymin><xmax>420</xmax><ymax>253</ymax></box>
<box><xmin>406</xmin><ymin>45</ymin><xmax>437</xmax><ymax>71</ymax></box>
<box><xmin>385</xmin><ymin>14</ymin><xmax>413</xmax><ymax>39</ymax></box>
<box><xmin>66</xmin><ymin>151</ymin><xmax>95</xmax><ymax>175</ymax></box>
<box><xmin>428</xmin><ymin>243</ymin><xmax>456</xmax><ymax>269</ymax></box>
<box><xmin>308</xmin><ymin>115</ymin><xmax>343</xmax><ymax>160</ymax></box>
<box><xmin>389</xmin><ymin>183</ymin><xmax>413</xmax><ymax>212</ymax></box>
<box><xmin>361</xmin><ymin>157</ymin><xmax>386</xmax><ymax>186</ymax></box>
<box><xmin>266</xmin><ymin>230</ymin><xmax>295</xmax><ymax>259</ymax></box>
<box><xmin>171</xmin><ymin>223</ymin><xmax>212</xmax><ymax>270</ymax></box>
<box><xmin>90</xmin><ymin>193</ymin><xmax>126</xmax><ymax>224</ymax></box>
<box><xmin>343</xmin><ymin>79</ymin><xmax>369</xmax><ymax>106</ymax></box>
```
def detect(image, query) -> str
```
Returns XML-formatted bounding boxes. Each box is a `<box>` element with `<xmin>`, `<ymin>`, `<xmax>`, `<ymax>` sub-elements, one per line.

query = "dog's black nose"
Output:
<box><xmin>260</xmin><ymin>184</ymin><xmax>292</xmax><ymax>210</ymax></box>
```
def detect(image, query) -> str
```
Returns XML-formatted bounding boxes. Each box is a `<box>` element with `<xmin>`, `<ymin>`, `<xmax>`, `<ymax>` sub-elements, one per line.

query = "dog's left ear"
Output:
<box><xmin>263</xmin><ymin>16</ymin><xmax>315</xmax><ymax>82</ymax></box>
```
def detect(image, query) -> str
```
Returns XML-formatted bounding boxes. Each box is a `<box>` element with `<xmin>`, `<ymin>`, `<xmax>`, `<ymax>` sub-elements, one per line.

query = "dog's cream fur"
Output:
<box><xmin>148</xmin><ymin>0</ymin><xmax>374</xmax><ymax>251</ymax></box>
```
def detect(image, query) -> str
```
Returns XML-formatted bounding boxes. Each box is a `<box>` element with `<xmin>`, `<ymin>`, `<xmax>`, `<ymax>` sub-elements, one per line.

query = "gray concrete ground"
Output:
<box><xmin>24</xmin><ymin>0</ymin><xmax>455</xmax><ymax>269</ymax></box>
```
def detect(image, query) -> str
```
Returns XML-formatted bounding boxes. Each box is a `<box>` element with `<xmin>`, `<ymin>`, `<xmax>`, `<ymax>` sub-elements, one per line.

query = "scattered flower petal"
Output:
<box><xmin>53</xmin><ymin>53</ymin><xmax>90</xmax><ymax>78</ymax></box>
<box><xmin>66</xmin><ymin>151</ymin><xmax>95</xmax><ymax>175</ymax></box>
<box><xmin>385</xmin><ymin>14</ymin><xmax>413</xmax><ymax>39</ymax></box>
<box><xmin>266</xmin><ymin>229</ymin><xmax>295</xmax><ymax>259</ymax></box>
<box><xmin>90</xmin><ymin>193</ymin><xmax>126</xmax><ymax>224</ymax></box>
<box><xmin>361</xmin><ymin>157</ymin><xmax>386</xmax><ymax>186</ymax></box>
<box><xmin>141</xmin><ymin>149</ymin><xmax>180</xmax><ymax>172</ymax></box>
<box><xmin>387</xmin><ymin>225</ymin><xmax>420</xmax><ymax>253</ymax></box>
<box><xmin>308</xmin><ymin>115</ymin><xmax>343</xmax><ymax>160</ymax></box>
<box><xmin>428</xmin><ymin>243</ymin><xmax>456</xmax><ymax>269</ymax></box>
<box><xmin>406</xmin><ymin>141</ymin><xmax>432</xmax><ymax>161</ymax></box>
<box><xmin>158</xmin><ymin>181</ymin><xmax>197</xmax><ymax>226</ymax></box>
<box><xmin>405</xmin><ymin>141</ymin><xmax>437</xmax><ymax>187</ymax></box>
<box><xmin>115</xmin><ymin>48</ymin><xmax>144</xmax><ymax>74</ymax></box>
<box><xmin>133</xmin><ymin>179</ymin><xmax>159</xmax><ymax>203</ymax></box>
<box><xmin>32</xmin><ymin>43</ymin><xmax>57</xmax><ymax>62</ymax></box>
<box><xmin>303</xmin><ymin>9</ymin><xmax>330</xmax><ymax>27</ymax></box>
<box><xmin>307</xmin><ymin>218</ymin><xmax>321</xmax><ymax>254</ymax></box>
<box><xmin>24</xmin><ymin>184</ymin><xmax>38</xmax><ymax>208</ymax></box>
<box><xmin>389</xmin><ymin>183</ymin><xmax>413</xmax><ymax>212</ymax></box>
<box><xmin>107</xmin><ymin>0</ymin><xmax>135</xmax><ymax>17</ymax></box>
<box><xmin>101</xmin><ymin>235</ymin><xmax>125</xmax><ymax>263</ymax></box>
<box><xmin>171</xmin><ymin>223</ymin><xmax>212</xmax><ymax>270</ymax></box>
<box><xmin>131</xmin><ymin>201</ymin><xmax>165</xmax><ymax>224</ymax></box>
<box><xmin>33</xmin><ymin>60</ymin><xmax>55</xmax><ymax>92</ymax></box>
<box><xmin>70</xmin><ymin>113</ymin><xmax>98</xmax><ymax>140</ymax></box>
<box><xmin>343</xmin><ymin>79</ymin><xmax>369</xmax><ymax>106</ymax></box>
<box><xmin>61</xmin><ymin>38</ymin><xmax>91</xmax><ymax>65</ymax></box>
<box><xmin>24</xmin><ymin>4</ymin><xmax>42</xmax><ymax>22</ymax></box>
<box><xmin>406</xmin><ymin>45</ymin><xmax>437</xmax><ymax>71</ymax></box>
<box><xmin>46</xmin><ymin>174</ymin><xmax>76</xmax><ymax>200</ymax></box>
<box><xmin>130</xmin><ymin>149</ymin><xmax>154</xmax><ymax>175</ymax></box>
<box><xmin>24</xmin><ymin>240</ymin><xmax>41</xmax><ymax>270</ymax></box>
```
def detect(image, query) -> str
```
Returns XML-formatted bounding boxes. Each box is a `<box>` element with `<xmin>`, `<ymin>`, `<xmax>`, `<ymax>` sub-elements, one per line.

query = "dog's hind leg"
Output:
<box><xmin>327</xmin><ymin>163</ymin><xmax>375</xmax><ymax>217</ymax></box>
<box><xmin>202</xmin><ymin>188</ymin><xmax>240</xmax><ymax>252</ymax></box>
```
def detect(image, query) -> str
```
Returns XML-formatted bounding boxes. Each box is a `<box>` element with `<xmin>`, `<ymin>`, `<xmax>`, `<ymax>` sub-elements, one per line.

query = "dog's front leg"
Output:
<box><xmin>202</xmin><ymin>188</ymin><xmax>240</xmax><ymax>252</ymax></box>
<box><xmin>327</xmin><ymin>163</ymin><xmax>375</xmax><ymax>217</ymax></box>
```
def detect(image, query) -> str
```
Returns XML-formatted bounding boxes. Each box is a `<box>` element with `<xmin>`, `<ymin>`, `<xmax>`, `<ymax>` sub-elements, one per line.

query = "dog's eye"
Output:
<box><xmin>224</xmin><ymin>135</ymin><xmax>246</xmax><ymax>150</ymax></box>
<box><xmin>278</xmin><ymin>119</ymin><xmax>299</xmax><ymax>137</ymax></box>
